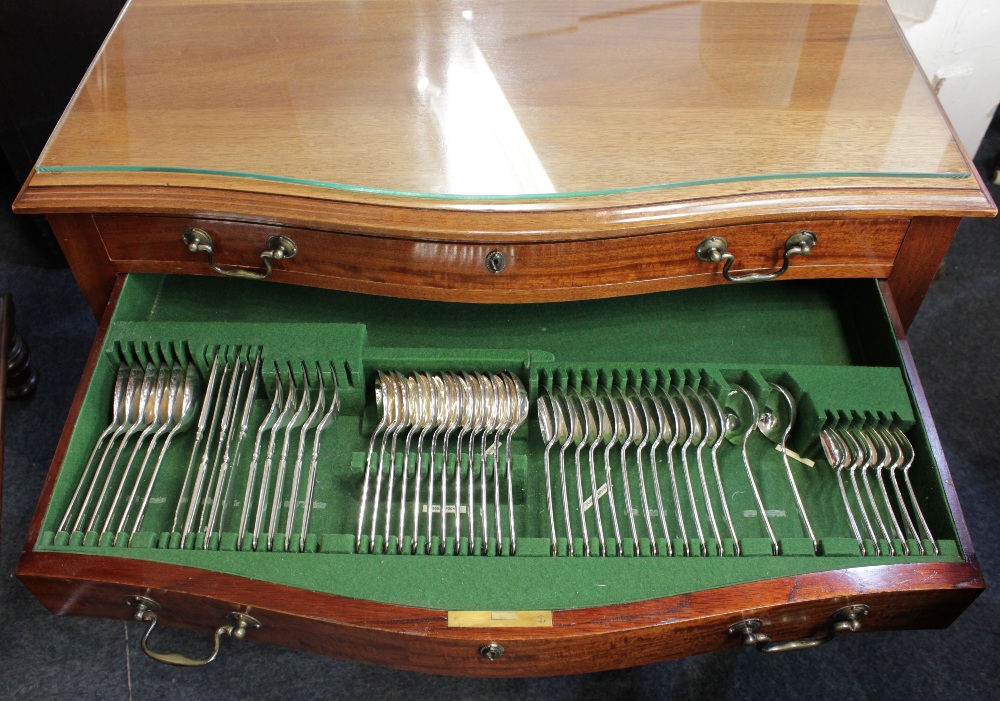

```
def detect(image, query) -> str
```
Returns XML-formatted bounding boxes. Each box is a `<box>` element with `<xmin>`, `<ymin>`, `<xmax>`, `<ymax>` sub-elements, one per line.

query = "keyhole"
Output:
<box><xmin>478</xmin><ymin>642</ymin><xmax>505</xmax><ymax>660</ymax></box>
<box><xmin>485</xmin><ymin>250</ymin><xmax>507</xmax><ymax>274</ymax></box>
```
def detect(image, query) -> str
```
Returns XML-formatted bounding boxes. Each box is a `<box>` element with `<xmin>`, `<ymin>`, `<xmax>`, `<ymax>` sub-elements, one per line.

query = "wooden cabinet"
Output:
<box><xmin>12</xmin><ymin>0</ymin><xmax>995</xmax><ymax>675</ymax></box>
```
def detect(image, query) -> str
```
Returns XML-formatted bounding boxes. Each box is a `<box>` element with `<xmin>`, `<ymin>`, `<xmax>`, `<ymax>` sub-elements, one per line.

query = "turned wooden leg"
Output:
<box><xmin>2</xmin><ymin>294</ymin><xmax>39</xmax><ymax>400</ymax></box>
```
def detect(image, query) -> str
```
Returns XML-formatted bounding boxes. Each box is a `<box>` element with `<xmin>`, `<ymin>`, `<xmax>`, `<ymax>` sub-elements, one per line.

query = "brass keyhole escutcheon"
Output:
<box><xmin>479</xmin><ymin>642</ymin><xmax>505</xmax><ymax>660</ymax></box>
<box><xmin>485</xmin><ymin>250</ymin><xmax>507</xmax><ymax>274</ymax></box>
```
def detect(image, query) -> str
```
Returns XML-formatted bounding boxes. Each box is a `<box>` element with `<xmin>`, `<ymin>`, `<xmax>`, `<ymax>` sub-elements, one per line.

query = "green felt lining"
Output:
<box><xmin>32</xmin><ymin>274</ymin><xmax>963</xmax><ymax>611</ymax></box>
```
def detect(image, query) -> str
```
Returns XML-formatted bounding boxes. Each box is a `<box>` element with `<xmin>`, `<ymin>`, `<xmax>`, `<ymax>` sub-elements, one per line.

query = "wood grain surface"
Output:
<box><xmin>9</xmin><ymin>0</ymin><xmax>993</xmax><ymax>672</ymax></box>
<box><xmin>17</xmin><ymin>552</ymin><xmax>984</xmax><ymax>676</ymax></box>
<box><xmin>84</xmin><ymin>214</ymin><xmax>906</xmax><ymax>308</ymax></box>
<box><xmin>888</xmin><ymin>217</ymin><xmax>960</xmax><ymax>330</ymax></box>
<box><xmin>15</xmin><ymin>274</ymin><xmax>986</xmax><ymax>675</ymax></box>
<box><xmin>16</xmin><ymin>0</ymin><xmax>993</xmax><ymax>220</ymax></box>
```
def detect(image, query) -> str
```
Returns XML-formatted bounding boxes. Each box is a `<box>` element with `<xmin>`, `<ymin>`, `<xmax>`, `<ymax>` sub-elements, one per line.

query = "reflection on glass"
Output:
<box><xmin>700</xmin><ymin>3</ymin><xmax>812</xmax><ymax>107</ymax></box>
<box><xmin>33</xmin><ymin>0</ymin><xmax>970</xmax><ymax>201</ymax></box>
<box><xmin>420</xmin><ymin>22</ymin><xmax>554</xmax><ymax>195</ymax></box>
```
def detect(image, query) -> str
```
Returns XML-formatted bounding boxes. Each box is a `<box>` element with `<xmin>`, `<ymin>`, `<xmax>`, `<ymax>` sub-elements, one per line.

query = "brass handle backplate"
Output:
<box><xmin>696</xmin><ymin>230</ymin><xmax>817</xmax><ymax>283</ymax></box>
<box><xmin>183</xmin><ymin>227</ymin><xmax>297</xmax><ymax>281</ymax></box>
<box><xmin>727</xmin><ymin>604</ymin><xmax>869</xmax><ymax>653</ymax></box>
<box><xmin>127</xmin><ymin>595</ymin><xmax>260</xmax><ymax>667</ymax></box>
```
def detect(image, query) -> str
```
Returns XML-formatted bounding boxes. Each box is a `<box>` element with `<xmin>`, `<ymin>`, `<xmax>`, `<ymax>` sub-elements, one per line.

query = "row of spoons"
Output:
<box><xmin>820</xmin><ymin>425</ymin><xmax>937</xmax><ymax>556</ymax></box>
<box><xmin>536</xmin><ymin>382</ymin><xmax>813</xmax><ymax>557</ymax></box>
<box><xmin>57</xmin><ymin>362</ymin><xmax>200</xmax><ymax>544</ymax></box>
<box><xmin>357</xmin><ymin>371</ymin><xmax>529</xmax><ymax>556</ymax></box>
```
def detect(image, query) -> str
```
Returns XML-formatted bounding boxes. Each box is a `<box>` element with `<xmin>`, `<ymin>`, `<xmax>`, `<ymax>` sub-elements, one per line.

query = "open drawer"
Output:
<box><xmin>17</xmin><ymin>273</ymin><xmax>983</xmax><ymax>676</ymax></box>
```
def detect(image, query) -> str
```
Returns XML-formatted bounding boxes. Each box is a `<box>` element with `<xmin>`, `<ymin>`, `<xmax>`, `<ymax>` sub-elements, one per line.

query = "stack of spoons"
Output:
<box><xmin>356</xmin><ymin>371</ymin><xmax>528</xmax><ymax>556</ymax></box>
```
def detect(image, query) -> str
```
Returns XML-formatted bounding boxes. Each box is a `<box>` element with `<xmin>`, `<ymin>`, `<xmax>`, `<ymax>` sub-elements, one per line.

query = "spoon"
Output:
<box><xmin>567</xmin><ymin>391</ymin><xmax>592</xmax><ymax>555</ymax></box>
<box><xmin>552</xmin><ymin>391</ymin><xmax>575</xmax><ymax>556</ymax></box>
<box><xmin>367</xmin><ymin>372</ymin><xmax>400</xmax><ymax>552</ymax></box>
<box><xmin>424</xmin><ymin>374</ymin><xmax>449</xmax><ymax>554</ymax></box>
<box><xmin>503</xmin><ymin>373</ymin><xmax>529</xmax><ymax>556</ymax></box>
<box><xmin>380</xmin><ymin>372</ymin><xmax>409</xmax><ymax>553</ymax></box>
<box><xmin>645</xmin><ymin>391</ymin><xmax>674</xmax><ymax>556</ymax></box>
<box><xmin>58</xmin><ymin>364</ymin><xmax>130</xmax><ymax>534</ymax></box>
<box><xmin>727</xmin><ymin>385</ymin><xmax>778</xmax><ymax>556</ymax></box>
<box><xmin>596</xmin><ymin>395</ymin><xmax>624</xmax><ymax>556</ymax></box>
<box><xmin>630</xmin><ymin>394</ymin><xmax>657</xmax><ymax>556</ymax></box>
<box><xmin>758</xmin><ymin>383</ymin><xmax>817</xmax><ymax>553</ymax></box>
<box><xmin>411</xmin><ymin>373</ymin><xmax>436</xmax><ymax>554</ymax></box>
<box><xmin>101</xmin><ymin>363</ymin><xmax>171</xmax><ymax>535</ymax></box>
<box><xmin>466</xmin><ymin>374</ymin><xmax>492</xmax><ymax>555</ymax></box>
<box><xmin>659</xmin><ymin>390</ymin><xmax>690</xmax><ymax>556</ymax></box>
<box><xmin>615</xmin><ymin>391</ymin><xmax>641</xmax><ymax>556</ymax></box>
<box><xmin>865</xmin><ymin>427</ymin><xmax>908</xmax><ymax>555</ymax></box>
<box><xmin>488</xmin><ymin>374</ymin><xmax>510</xmax><ymax>555</ymax></box>
<box><xmin>468</xmin><ymin>374</ymin><xmax>492</xmax><ymax>554</ymax></box>
<box><xmin>855</xmin><ymin>428</ymin><xmax>895</xmax><ymax>554</ymax></box>
<box><xmin>127</xmin><ymin>362</ymin><xmax>201</xmax><ymax>543</ymax></box>
<box><xmin>396</xmin><ymin>375</ymin><xmax>422</xmax><ymax>554</ymax></box>
<box><xmin>437</xmin><ymin>374</ymin><xmax>461</xmax><ymax>554</ymax></box>
<box><xmin>698</xmin><ymin>390</ymin><xmax>738</xmax><ymax>555</ymax></box>
<box><xmin>85</xmin><ymin>363</ymin><xmax>157</xmax><ymax>534</ymax></box>
<box><xmin>536</xmin><ymin>394</ymin><xmax>561</xmax><ymax>557</ymax></box>
<box><xmin>675</xmin><ymin>389</ymin><xmax>708</xmax><ymax>557</ymax></box>
<box><xmin>107</xmin><ymin>363</ymin><xmax>179</xmax><ymax>538</ymax></box>
<box><xmin>580</xmin><ymin>390</ymin><xmax>607</xmax><ymax>556</ymax></box>
<box><xmin>685</xmin><ymin>387</ymin><xmax>722</xmax><ymax>556</ymax></box>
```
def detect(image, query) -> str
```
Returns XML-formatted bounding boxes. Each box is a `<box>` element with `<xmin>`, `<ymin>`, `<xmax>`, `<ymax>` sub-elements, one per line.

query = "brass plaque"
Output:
<box><xmin>447</xmin><ymin>610</ymin><xmax>553</xmax><ymax>628</ymax></box>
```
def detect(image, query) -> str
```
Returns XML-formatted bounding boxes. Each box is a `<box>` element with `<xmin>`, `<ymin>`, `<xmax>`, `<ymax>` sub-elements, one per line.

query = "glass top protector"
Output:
<box><xmin>37</xmin><ymin>0</ymin><xmax>969</xmax><ymax>200</ymax></box>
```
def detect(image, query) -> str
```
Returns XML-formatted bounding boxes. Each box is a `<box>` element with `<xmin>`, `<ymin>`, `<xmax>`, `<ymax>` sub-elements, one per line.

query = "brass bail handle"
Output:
<box><xmin>183</xmin><ymin>227</ymin><xmax>297</xmax><ymax>281</ymax></box>
<box><xmin>127</xmin><ymin>595</ymin><xmax>260</xmax><ymax>667</ymax></box>
<box><xmin>727</xmin><ymin>604</ymin><xmax>869</xmax><ymax>653</ymax></box>
<box><xmin>696</xmin><ymin>230</ymin><xmax>817</xmax><ymax>283</ymax></box>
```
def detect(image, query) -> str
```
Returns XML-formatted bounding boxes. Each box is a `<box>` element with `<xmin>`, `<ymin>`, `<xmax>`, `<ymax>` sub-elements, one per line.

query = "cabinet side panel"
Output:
<box><xmin>47</xmin><ymin>213</ymin><xmax>117</xmax><ymax>316</ymax></box>
<box><xmin>888</xmin><ymin>216</ymin><xmax>959</xmax><ymax>330</ymax></box>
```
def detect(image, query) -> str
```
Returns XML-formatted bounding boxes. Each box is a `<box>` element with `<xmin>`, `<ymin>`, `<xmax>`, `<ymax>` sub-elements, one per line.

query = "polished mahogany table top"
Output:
<box><xmin>23</xmin><ymin>0</ymin><xmax>993</xmax><ymax>221</ymax></box>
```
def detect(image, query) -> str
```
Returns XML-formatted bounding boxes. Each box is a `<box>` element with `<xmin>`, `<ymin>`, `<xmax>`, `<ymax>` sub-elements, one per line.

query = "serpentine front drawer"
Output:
<box><xmin>89</xmin><ymin>215</ymin><xmax>909</xmax><ymax>304</ymax></box>
<box><xmin>17</xmin><ymin>273</ymin><xmax>983</xmax><ymax>675</ymax></box>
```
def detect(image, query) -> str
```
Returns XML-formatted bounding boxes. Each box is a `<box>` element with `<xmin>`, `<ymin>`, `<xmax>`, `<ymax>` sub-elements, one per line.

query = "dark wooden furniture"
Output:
<box><xmin>1</xmin><ymin>295</ymin><xmax>8</xmax><ymax>531</ymax></box>
<box><xmin>1</xmin><ymin>294</ymin><xmax>38</xmax><ymax>536</ymax></box>
<box><xmin>12</xmin><ymin>0</ymin><xmax>996</xmax><ymax>676</ymax></box>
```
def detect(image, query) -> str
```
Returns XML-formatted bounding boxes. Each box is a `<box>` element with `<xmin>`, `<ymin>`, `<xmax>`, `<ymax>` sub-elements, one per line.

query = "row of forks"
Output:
<box><xmin>170</xmin><ymin>348</ymin><xmax>341</xmax><ymax>552</ymax></box>
<box><xmin>233</xmin><ymin>358</ymin><xmax>340</xmax><ymax>552</ymax></box>
<box><xmin>821</xmin><ymin>426</ymin><xmax>937</xmax><ymax>556</ymax></box>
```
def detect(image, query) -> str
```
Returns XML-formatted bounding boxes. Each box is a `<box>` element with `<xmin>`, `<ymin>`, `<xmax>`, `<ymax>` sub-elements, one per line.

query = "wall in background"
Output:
<box><xmin>889</xmin><ymin>0</ymin><xmax>1000</xmax><ymax>156</ymax></box>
